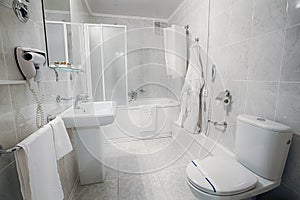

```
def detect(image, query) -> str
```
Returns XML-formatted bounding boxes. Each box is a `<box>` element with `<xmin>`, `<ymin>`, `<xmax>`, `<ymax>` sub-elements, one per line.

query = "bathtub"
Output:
<box><xmin>101</xmin><ymin>98</ymin><xmax>180</xmax><ymax>141</ymax></box>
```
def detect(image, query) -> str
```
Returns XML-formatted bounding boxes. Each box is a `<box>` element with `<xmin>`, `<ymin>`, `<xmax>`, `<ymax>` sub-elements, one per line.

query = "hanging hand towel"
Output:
<box><xmin>164</xmin><ymin>27</ymin><xmax>176</xmax><ymax>77</ymax></box>
<box><xmin>15</xmin><ymin>125</ymin><xmax>64</xmax><ymax>200</ymax></box>
<box><xmin>49</xmin><ymin>116</ymin><xmax>73</xmax><ymax>160</ymax></box>
<box><xmin>164</xmin><ymin>25</ymin><xmax>187</xmax><ymax>78</ymax></box>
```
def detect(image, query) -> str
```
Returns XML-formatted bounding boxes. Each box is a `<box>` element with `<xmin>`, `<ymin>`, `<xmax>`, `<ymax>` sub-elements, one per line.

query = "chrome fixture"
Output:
<box><xmin>46</xmin><ymin>114</ymin><xmax>56</xmax><ymax>123</ymax></box>
<box><xmin>215</xmin><ymin>90</ymin><xmax>230</xmax><ymax>101</ymax></box>
<box><xmin>208</xmin><ymin>120</ymin><xmax>228</xmax><ymax>130</ymax></box>
<box><xmin>185</xmin><ymin>25</ymin><xmax>190</xmax><ymax>35</ymax></box>
<box><xmin>216</xmin><ymin>90</ymin><xmax>232</xmax><ymax>107</ymax></box>
<box><xmin>74</xmin><ymin>94</ymin><xmax>89</xmax><ymax>109</ymax></box>
<box><xmin>0</xmin><ymin>145</ymin><xmax>21</xmax><ymax>156</ymax></box>
<box><xmin>211</xmin><ymin>64</ymin><xmax>216</xmax><ymax>81</ymax></box>
<box><xmin>12</xmin><ymin>0</ymin><xmax>29</xmax><ymax>23</ymax></box>
<box><xmin>56</xmin><ymin>95</ymin><xmax>74</xmax><ymax>103</ymax></box>
<box><xmin>128</xmin><ymin>88</ymin><xmax>146</xmax><ymax>103</ymax></box>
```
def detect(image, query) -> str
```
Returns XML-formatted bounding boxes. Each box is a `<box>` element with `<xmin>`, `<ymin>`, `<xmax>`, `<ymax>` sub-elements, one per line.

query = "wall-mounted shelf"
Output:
<box><xmin>49</xmin><ymin>65</ymin><xmax>84</xmax><ymax>82</ymax></box>
<box><xmin>0</xmin><ymin>80</ymin><xmax>26</xmax><ymax>85</ymax></box>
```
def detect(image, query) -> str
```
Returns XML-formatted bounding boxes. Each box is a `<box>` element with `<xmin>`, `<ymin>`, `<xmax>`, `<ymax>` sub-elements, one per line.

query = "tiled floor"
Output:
<box><xmin>73</xmin><ymin>137</ymin><xmax>197</xmax><ymax>200</ymax></box>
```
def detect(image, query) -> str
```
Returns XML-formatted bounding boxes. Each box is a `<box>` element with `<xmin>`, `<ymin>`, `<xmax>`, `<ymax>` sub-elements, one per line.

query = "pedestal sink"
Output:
<box><xmin>61</xmin><ymin>101</ymin><xmax>116</xmax><ymax>185</ymax></box>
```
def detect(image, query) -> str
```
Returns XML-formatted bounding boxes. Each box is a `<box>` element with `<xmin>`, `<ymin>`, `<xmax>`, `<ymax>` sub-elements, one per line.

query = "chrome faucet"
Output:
<box><xmin>128</xmin><ymin>88</ymin><xmax>146</xmax><ymax>103</ymax></box>
<box><xmin>74</xmin><ymin>94</ymin><xmax>89</xmax><ymax>109</ymax></box>
<box><xmin>128</xmin><ymin>90</ymin><xmax>138</xmax><ymax>103</ymax></box>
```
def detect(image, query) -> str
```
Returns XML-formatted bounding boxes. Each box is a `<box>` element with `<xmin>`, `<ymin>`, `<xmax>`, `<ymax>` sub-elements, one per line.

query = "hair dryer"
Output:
<box><xmin>15</xmin><ymin>47</ymin><xmax>47</xmax><ymax>128</ymax></box>
<box><xmin>15</xmin><ymin>47</ymin><xmax>46</xmax><ymax>82</ymax></box>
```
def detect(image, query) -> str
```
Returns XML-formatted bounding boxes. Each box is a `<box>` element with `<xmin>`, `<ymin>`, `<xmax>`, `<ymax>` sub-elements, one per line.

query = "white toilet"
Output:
<box><xmin>186</xmin><ymin>115</ymin><xmax>293</xmax><ymax>200</ymax></box>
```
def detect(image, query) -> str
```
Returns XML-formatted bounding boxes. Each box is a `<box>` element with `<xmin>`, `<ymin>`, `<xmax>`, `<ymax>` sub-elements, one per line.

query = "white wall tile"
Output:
<box><xmin>245</xmin><ymin>81</ymin><xmax>278</xmax><ymax>119</ymax></box>
<box><xmin>210</xmin><ymin>0</ymin><xmax>232</xmax><ymax>18</ymax></box>
<box><xmin>252</xmin><ymin>0</ymin><xmax>288</xmax><ymax>36</ymax></box>
<box><xmin>210</xmin><ymin>11</ymin><xmax>230</xmax><ymax>48</ymax></box>
<box><xmin>228</xmin><ymin>0</ymin><xmax>254</xmax><ymax>44</ymax></box>
<box><xmin>281</xmin><ymin>25</ymin><xmax>300</xmax><ymax>81</ymax></box>
<box><xmin>248</xmin><ymin>30</ymin><xmax>285</xmax><ymax>81</ymax></box>
<box><xmin>276</xmin><ymin>83</ymin><xmax>300</xmax><ymax>134</ymax></box>
<box><xmin>226</xmin><ymin>40</ymin><xmax>250</xmax><ymax>80</ymax></box>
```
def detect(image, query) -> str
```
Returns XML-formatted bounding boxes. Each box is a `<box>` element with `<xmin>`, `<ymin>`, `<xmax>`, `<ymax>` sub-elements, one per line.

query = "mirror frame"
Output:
<box><xmin>41</xmin><ymin>0</ymin><xmax>50</xmax><ymax>66</ymax></box>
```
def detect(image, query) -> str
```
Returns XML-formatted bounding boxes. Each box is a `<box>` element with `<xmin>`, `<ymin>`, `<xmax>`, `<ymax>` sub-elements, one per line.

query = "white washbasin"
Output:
<box><xmin>61</xmin><ymin>101</ymin><xmax>116</xmax><ymax>128</ymax></box>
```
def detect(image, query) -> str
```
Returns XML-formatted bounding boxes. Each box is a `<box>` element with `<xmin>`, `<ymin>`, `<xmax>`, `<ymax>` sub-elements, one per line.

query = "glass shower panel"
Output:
<box><xmin>102</xmin><ymin>26</ymin><xmax>127</xmax><ymax>105</ymax></box>
<box><xmin>88</xmin><ymin>25</ymin><xmax>104</xmax><ymax>101</ymax></box>
<box><xmin>46</xmin><ymin>23</ymin><xmax>66</xmax><ymax>65</ymax></box>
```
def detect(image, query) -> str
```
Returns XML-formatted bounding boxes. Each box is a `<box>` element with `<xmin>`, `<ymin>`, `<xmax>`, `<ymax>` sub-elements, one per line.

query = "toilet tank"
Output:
<box><xmin>235</xmin><ymin>115</ymin><xmax>292</xmax><ymax>181</ymax></box>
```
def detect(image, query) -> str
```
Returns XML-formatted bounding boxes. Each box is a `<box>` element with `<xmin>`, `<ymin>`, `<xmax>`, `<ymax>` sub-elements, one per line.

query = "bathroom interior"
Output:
<box><xmin>0</xmin><ymin>0</ymin><xmax>299</xmax><ymax>199</ymax></box>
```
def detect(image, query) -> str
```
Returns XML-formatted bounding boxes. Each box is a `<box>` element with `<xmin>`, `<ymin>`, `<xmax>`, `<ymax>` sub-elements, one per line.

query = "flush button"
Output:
<box><xmin>257</xmin><ymin>117</ymin><xmax>266</xmax><ymax>122</ymax></box>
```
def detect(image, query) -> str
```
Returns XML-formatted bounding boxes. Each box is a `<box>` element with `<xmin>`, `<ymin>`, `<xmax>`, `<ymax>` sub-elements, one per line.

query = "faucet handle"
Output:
<box><xmin>139</xmin><ymin>88</ymin><xmax>146</xmax><ymax>93</ymax></box>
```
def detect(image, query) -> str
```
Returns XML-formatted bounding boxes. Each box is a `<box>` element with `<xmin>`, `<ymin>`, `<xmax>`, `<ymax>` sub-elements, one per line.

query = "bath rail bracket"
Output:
<box><xmin>0</xmin><ymin>145</ymin><xmax>21</xmax><ymax>156</ymax></box>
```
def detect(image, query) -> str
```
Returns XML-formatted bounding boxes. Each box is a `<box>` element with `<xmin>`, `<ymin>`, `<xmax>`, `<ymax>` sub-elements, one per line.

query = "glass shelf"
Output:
<box><xmin>49</xmin><ymin>65</ymin><xmax>84</xmax><ymax>73</ymax></box>
<box><xmin>49</xmin><ymin>65</ymin><xmax>84</xmax><ymax>82</ymax></box>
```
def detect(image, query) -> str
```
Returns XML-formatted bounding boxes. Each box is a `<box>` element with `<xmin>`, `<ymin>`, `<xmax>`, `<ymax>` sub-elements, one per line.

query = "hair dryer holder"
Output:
<box><xmin>15</xmin><ymin>47</ymin><xmax>46</xmax><ymax>81</ymax></box>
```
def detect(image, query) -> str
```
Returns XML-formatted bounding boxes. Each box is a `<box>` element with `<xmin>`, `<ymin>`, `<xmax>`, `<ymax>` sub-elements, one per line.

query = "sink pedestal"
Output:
<box><xmin>74</xmin><ymin>126</ymin><xmax>105</xmax><ymax>185</ymax></box>
<box><xmin>60</xmin><ymin>101</ymin><xmax>116</xmax><ymax>185</ymax></box>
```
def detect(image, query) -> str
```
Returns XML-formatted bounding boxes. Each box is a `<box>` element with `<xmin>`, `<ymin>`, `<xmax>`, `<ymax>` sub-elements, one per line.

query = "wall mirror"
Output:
<box><xmin>42</xmin><ymin>0</ymin><xmax>73</xmax><ymax>67</ymax></box>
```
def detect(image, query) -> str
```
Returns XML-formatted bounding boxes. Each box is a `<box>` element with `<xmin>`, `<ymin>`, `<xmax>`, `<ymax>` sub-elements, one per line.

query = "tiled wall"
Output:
<box><xmin>0</xmin><ymin>0</ymin><xmax>79</xmax><ymax>199</ymax></box>
<box><xmin>48</xmin><ymin>10</ymin><xmax>177</xmax><ymax>100</ymax></box>
<box><xmin>170</xmin><ymin>0</ymin><xmax>300</xmax><ymax>198</ymax></box>
<box><xmin>85</xmin><ymin>15</ymin><xmax>170</xmax><ymax>99</ymax></box>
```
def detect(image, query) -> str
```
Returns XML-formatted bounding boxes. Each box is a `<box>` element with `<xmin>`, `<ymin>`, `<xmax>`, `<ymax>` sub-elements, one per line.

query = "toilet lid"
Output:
<box><xmin>186</xmin><ymin>157</ymin><xmax>258</xmax><ymax>196</ymax></box>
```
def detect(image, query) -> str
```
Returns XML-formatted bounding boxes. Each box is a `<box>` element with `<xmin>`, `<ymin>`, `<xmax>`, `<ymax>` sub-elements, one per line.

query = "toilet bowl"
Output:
<box><xmin>186</xmin><ymin>115</ymin><xmax>292</xmax><ymax>200</ymax></box>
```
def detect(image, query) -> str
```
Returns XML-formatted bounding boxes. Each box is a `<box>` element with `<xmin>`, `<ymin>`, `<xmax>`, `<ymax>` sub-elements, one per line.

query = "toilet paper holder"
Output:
<box><xmin>215</xmin><ymin>90</ymin><xmax>232</xmax><ymax>106</ymax></box>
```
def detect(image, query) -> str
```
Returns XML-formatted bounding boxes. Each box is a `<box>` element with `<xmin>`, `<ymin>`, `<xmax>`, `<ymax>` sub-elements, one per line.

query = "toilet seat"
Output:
<box><xmin>186</xmin><ymin>157</ymin><xmax>258</xmax><ymax>196</ymax></box>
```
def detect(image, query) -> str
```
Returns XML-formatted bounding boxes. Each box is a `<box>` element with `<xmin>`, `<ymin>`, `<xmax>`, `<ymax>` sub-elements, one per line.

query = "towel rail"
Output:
<box><xmin>0</xmin><ymin>114</ymin><xmax>57</xmax><ymax>156</ymax></box>
<box><xmin>0</xmin><ymin>145</ymin><xmax>21</xmax><ymax>155</ymax></box>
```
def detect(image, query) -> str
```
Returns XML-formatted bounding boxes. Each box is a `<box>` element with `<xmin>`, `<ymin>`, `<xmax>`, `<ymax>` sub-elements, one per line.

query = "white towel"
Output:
<box><xmin>164</xmin><ymin>27</ymin><xmax>175</xmax><ymax>76</ymax></box>
<box><xmin>49</xmin><ymin>117</ymin><xmax>73</xmax><ymax>160</ymax></box>
<box><xmin>15</xmin><ymin>125</ymin><xmax>64</xmax><ymax>200</ymax></box>
<box><xmin>139</xmin><ymin>105</ymin><xmax>157</xmax><ymax>132</ymax></box>
<box><xmin>175</xmin><ymin>45</ymin><xmax>204</xmax><ymax>133</ymax></box>
<box><xmin>164</xmin><ymin>25</ymin><xmax>187</xmax><ymax>78</ymax></box>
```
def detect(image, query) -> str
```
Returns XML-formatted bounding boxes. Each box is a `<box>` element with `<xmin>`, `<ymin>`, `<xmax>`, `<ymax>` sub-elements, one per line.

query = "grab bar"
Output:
<box><xmin>208</xmin><ymin>120</ymin><xmax>228</xmax><ymax>129</ymax></box>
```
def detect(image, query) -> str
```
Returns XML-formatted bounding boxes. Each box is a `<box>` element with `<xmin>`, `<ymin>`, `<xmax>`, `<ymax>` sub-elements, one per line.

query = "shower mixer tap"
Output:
<box><xmin>128</xmin><ymin>88</ymin><xmax>146</xmax><ymax>103</ymax></box>
<box><xmin>74</xmin><ymin>94</ymin><xmax>89</xmax><ymax>109</ymax></box>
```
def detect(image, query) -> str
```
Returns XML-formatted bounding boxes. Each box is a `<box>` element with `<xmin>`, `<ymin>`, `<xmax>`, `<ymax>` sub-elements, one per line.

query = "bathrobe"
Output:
<box><xmin>175</xmin><ymin>45</ymin><xmax>204</xmax><ymax>133</ymax></box>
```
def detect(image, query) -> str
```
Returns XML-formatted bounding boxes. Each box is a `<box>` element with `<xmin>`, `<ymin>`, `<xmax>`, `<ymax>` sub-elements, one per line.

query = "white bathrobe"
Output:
<box><xmin>175</xmin><ymin>45</ymin><xmax>204</xmax><ymax>133</ymax></box>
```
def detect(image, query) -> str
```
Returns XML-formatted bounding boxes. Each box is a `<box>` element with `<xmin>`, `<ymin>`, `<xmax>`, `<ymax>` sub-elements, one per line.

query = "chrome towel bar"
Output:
<box><xmin>0</xmin><ymin>145</ymin><xmax>21</xmax><ymax>155</ymax></box>
<box><xmin>0</xmin><ymin>114</ymin><xmax>57</xmax><ymax>156</ymax></box>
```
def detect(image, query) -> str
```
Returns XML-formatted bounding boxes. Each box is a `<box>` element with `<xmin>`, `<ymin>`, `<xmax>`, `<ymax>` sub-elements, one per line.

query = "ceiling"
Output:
<box><xmin>44</xmin><ymin>0</ymin><xmax>185</xmax><ymax>19</ymax></box>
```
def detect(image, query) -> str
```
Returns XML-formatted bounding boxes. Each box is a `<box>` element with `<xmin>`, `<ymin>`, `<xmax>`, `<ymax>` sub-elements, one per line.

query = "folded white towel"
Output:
<box><xmin>15</xmin><ymin>125</ymin><xmax>64</xmax><ymax>200</ymax></box>
<box><xmin>49</xmin><ymin>117</ymin><xmax>73</xmax><ymax>160</ymax></box>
